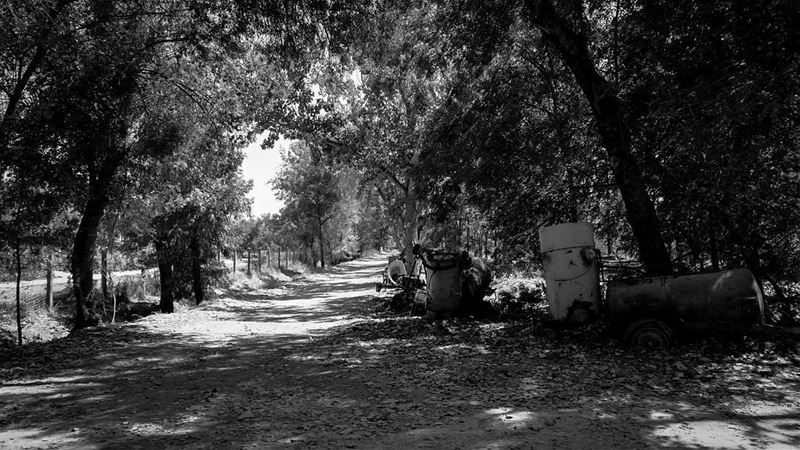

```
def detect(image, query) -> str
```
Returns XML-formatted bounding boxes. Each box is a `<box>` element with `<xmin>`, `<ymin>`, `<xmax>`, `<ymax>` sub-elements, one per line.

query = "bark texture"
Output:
<box><xmin>155</xmin><ymin>237</ymin><xmax>174</xmax><ymax>314</ymax></box>
<box><xmin>191</xmin><ymin>233</ymin><xmax>204</xmax><ymax>305</ymax></box>
<box><xmin>71</xmin><ymin>164</ymin><xmax>118</xmax><ymax>328</ymax></box>
<box><xmin>524</xmin><ymin>0</ymin><xmax>672</xmax><ymax>274</ymax></box>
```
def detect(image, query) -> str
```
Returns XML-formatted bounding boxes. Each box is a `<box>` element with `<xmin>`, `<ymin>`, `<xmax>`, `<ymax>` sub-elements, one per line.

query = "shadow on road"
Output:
<box><xmin>1</xmin><ymin>255</ymin><xmax>799</xmax><ymax>449</ymax></box>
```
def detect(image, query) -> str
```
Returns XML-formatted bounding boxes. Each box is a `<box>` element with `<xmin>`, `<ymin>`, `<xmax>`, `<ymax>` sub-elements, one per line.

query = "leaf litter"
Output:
<box><xmin>0</xmin><ymin>257</ymin><xmax>799</xmax><ymax>449</ymax></box>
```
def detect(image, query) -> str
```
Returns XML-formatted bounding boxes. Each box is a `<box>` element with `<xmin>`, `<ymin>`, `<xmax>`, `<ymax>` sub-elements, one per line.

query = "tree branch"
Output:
<box><xmin>0</xmin><ymin>0</ymin><xmax>76</xmax><ymax>140</ymax></box>
<box><xmin>376</xmin><ymin>164</ymin><xmax>407</xmax><ymax>192</ymax></box>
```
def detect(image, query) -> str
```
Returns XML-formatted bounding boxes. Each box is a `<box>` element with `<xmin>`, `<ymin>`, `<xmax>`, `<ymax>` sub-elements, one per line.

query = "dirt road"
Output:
<box><xmin>1</xmin><ymin>255</ymin><xmax>799</xmax><ymax>449</ymax></box>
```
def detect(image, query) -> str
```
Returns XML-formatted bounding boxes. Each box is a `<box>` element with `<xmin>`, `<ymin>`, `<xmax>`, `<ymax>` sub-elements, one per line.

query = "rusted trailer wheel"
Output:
<box><xmin>624</xmin><ymin>319</ymin><xmax>675</xmax><ymax>348</ymax></box>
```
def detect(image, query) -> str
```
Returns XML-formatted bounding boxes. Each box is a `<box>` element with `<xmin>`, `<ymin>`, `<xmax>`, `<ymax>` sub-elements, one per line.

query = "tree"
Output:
<box><xmin>420</xmin><ymin>0</ymin><xmax>798</xmax><ymax>283</ymax></box>
<box><xmin>273</xmin><ymin>142</ymin><xmax>340</xmax><ymax>268</ymax></box>
<box><xmin>618</xmin><ymin>0</ymin><xmax>800</xmax><ymax>284</ymax></box>
<box><xmin>431</xmin><ymin>0</ymin><xmax>673</xmax><ymax>273</ymax></box>
<box><xmin>419</xmin><ymin>8</ymin><xmax>625</xmax><ymax>265</ymax></box>
<box><xmin>120</xmin><ymin>111</ymin><xmax>252</xmax><ymax>311</ymax></box>
<box><xmin>0</xmin><ymin>0</ymin><xmax>76</xmax><ymax>159</ymax></box>
<box><xmin>3</xmin><ymin>0</ymin><xmax>371</xmax><ymax>327</ymax></box>
<box><xmin>320</xmin><ymin>4</ymin><xmax>457</xmax><ymax>271</ymax></box>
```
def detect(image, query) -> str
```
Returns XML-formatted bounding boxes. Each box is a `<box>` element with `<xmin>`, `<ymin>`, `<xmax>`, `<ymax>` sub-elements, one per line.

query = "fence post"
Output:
<box><xmin>141</xmin><ymin>268</ymin><xmax>146</xmax><ymax>298</ymax></box>
<box><xmin>45</xmin><ymin>253</ymin><xmax>53</xmax><ymax>312</ymax></box>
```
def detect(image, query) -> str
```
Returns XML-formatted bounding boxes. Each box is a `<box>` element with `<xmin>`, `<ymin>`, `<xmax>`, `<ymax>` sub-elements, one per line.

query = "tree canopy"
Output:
<box><xmin>3</xmin><ymin>0</ymin><xmax>799</xmax><ymax>328</ymax></box>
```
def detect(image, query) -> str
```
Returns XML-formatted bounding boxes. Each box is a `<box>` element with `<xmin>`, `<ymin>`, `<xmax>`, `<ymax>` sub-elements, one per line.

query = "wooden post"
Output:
<box><xmin>15</xmin><ymin>239</ymin><xmax>22</xmax><ymax>346</ymax></box>
<box><xmin>141</xmin><ymin>268</ymin><xmax>146</xmax><ymax>298</ymax></box>
<box><xmin>45</xmin><ymin>254</ymin><xmax>53</xmax><ymax>312</ymax></box>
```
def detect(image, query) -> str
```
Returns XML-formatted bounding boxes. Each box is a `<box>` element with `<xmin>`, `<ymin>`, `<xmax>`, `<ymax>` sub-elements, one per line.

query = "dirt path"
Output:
<box><xmin>2</xmin><ymin>255</ymin><xmax>800</xmax><ymax>449</ymax></box>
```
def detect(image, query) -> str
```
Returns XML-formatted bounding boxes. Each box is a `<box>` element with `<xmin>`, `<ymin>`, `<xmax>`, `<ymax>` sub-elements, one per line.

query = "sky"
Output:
<box><xmin>239</xmin><ymin>73</ymin><xmax>360</xmax><ymax>217</ymax></box>
<box><xmin>240</xmin><ymin>132</ymin><xmax>291</xmax><ymax>217</ymax></box>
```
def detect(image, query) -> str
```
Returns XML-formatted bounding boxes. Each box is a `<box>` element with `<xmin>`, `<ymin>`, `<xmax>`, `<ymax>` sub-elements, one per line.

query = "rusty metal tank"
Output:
<box><xmin>606</xmin><ymin>268</ymin><xmax>764</xmax><ymax>345</ymax></box>
<box><xmin>420</xmin><ymin>250</ymin><xmax>467</xmax><ymax>319</ymax></box>
<box><xmin>538</xmin><ymin>222</ymin><xmax>601</xmax><ymax>322</ymax></box>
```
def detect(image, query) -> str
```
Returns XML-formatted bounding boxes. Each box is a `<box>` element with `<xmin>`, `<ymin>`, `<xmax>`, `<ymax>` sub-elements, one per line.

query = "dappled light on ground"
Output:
<box><xmin>1</xmin><ymin>254</ymin><xmax>799</xmax><ymax>449</ymax></box>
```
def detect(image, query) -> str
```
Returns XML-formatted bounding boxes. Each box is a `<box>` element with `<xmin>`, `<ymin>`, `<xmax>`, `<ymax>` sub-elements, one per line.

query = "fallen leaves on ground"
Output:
<box><xmin>1</xmin><ymin>259</ymin><xmax>799</xmax><ymax>449</ymax></box>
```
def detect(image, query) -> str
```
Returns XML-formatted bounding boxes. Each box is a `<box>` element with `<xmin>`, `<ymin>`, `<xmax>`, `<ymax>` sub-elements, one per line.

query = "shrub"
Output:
<box><xmin>491</xmin><ymin>273</ymin><xmax>546</xmax><ymax>316</ymax></box>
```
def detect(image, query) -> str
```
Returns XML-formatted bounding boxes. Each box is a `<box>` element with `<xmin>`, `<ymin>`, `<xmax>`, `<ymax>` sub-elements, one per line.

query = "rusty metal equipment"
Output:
<box><xmin>419</xmin><ymin>249</ymin><xmax>471</xmax><ymax>320</ymax></box>
<box><xmin>375</xmin><ymin>251</ymin><xmax>425</xmax><ymax>294</ymax></box>
<box><xmin>539</xmin><ymin>222</ymin><xmax>601</xmax><ymax>322</ymax></box>
<box><xmin>606</xmin><ymin>268</ymin><xmax>765</xmax><ymax>346</ymax></box>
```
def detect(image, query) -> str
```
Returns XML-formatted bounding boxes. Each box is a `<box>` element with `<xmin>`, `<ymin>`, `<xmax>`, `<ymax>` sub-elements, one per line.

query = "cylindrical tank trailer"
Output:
<box><xmin>539</xmin><ymin>223</ymin><xmax>765</xmax><ymax>346</ymax></box>
<box><xmin>606</xmin><ymin>268</ymin><xmax>764</xmax><ymax>346</ymax></box>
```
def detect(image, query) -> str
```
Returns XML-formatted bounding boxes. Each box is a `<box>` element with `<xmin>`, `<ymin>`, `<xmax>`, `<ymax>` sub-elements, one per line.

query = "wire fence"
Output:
<box><xmin>0</xmin><ymin>269</ymin><xmax>160</xmax><ymax>316</ymax></box>
<box><xmin>0</xmin><ymin>280</ymin><xmax>68</xmax><ymax>313</ymax></box>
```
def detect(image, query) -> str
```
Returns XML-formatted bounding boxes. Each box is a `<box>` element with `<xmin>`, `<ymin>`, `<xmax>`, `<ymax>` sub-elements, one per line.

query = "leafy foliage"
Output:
<box><xmin>3</xmin><ymin>0</ymin><xmax>800</xmax><ymax>332</ymax></box>
<box><xmin>272</xmin><ymin>141</ymin><xmax>345</xmax><ymax>268</ymax></box>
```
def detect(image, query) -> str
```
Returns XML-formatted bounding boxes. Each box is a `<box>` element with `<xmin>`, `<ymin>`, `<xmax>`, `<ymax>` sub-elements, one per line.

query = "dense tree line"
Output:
<box><xmin>3</xmin><ymin>0</ymin><xmax>799</xmax><ymax>333</ymax></box>
<box><xmin>307</xmin><ymin>0</ymin><xmax>799</xmax><ymax>295</ymax></box>
<box><xmin>1</xmin><ymin>0</ymin><xmax>364</xmax><ymax>328</ymax></box>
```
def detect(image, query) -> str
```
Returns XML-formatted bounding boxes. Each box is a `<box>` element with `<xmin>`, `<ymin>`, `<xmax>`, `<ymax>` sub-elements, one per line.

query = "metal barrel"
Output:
<box><xmin>422</xmin><ymin>252</ymin><xmax>464</xmax><ymax>313</ymax></box>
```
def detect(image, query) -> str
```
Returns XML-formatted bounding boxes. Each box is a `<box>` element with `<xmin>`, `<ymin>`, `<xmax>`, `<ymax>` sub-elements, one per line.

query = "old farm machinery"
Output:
<box><xmin>376</xmin><ymin>245</ymin><xmax>493</xmax><ymax>319</ymax></box>
<box><xmin>539</xmin><ymin>222</ymin><xmax>769</xmax><ymax>347</ymax></box>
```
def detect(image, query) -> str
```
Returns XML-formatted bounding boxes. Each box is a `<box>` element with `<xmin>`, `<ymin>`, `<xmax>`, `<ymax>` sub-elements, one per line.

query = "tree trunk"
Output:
<box><xmin>190</xmin><ymin>233</ymin><xmax>203</xmax><ymax>305</ymax></box>
<box><xmin>278</xmin><ymin>247</ymin><xmax>282</xmax><ymax>270</ymax></box>
<box><xmin>403</xmin><ymin>169</ymin><xmax>419</xmax><ymax>274</ymax></box>
<box><xmin>155</xmin><ymin>238</ymin><xmax>174</xmax><ymax>314</ymax></box>
<box><xmin>710</xmin><ymin>233</ymin><xmax>720</xmax><ymax>271</ymax></box>
<box><xmin>46</xmin><ymin>253</ymin><xmax>53</xmax><ymax>312</ymax></box>
<box><xmin>466</xmin><ymin>215</ymin><xmax>471</xmax><ymax>251</ymax></box>
<box><xmin>101</xmin><ymin>249</ymin><xmax>109</xmax><ymax>300</ymax></box>
<box><xmin>318</xmin><ymin>217</ymin><xmax>326</xmax><ymax>269</ymax></box>
<box><xmin>71</xmin><ymin>176</ymin><xmax>115</xmax><ymax>329</ymax></box>
<box><xmin>0</xmin><ymin>0</ymin><xmax>74</xmax><ymax>159</ymax></box>
<box><xmin>524</xmin><ymin>0</ymin><xmax>672</xmax><ymax>275</ymax></box>
<box><xmin>257</xmin><ymin>248</ymin><xmax>261</xmax><ymax>273</ymax></box>
<box><xmin>233</xmin><ymin>249</ymin><xmax>236</xmax><ymax>273</ymax></box>
<box><xmin>247</xmin><ymin>249</ymin><xmax>252</xmax><ymax>275</ymax></box>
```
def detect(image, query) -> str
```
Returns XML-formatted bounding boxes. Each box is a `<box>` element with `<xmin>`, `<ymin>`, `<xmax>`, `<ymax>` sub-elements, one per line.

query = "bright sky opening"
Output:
<box><xmin>241</xmin><ymin>132</ymin><xmax>292</xmax><ymax>217</ymax></box>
